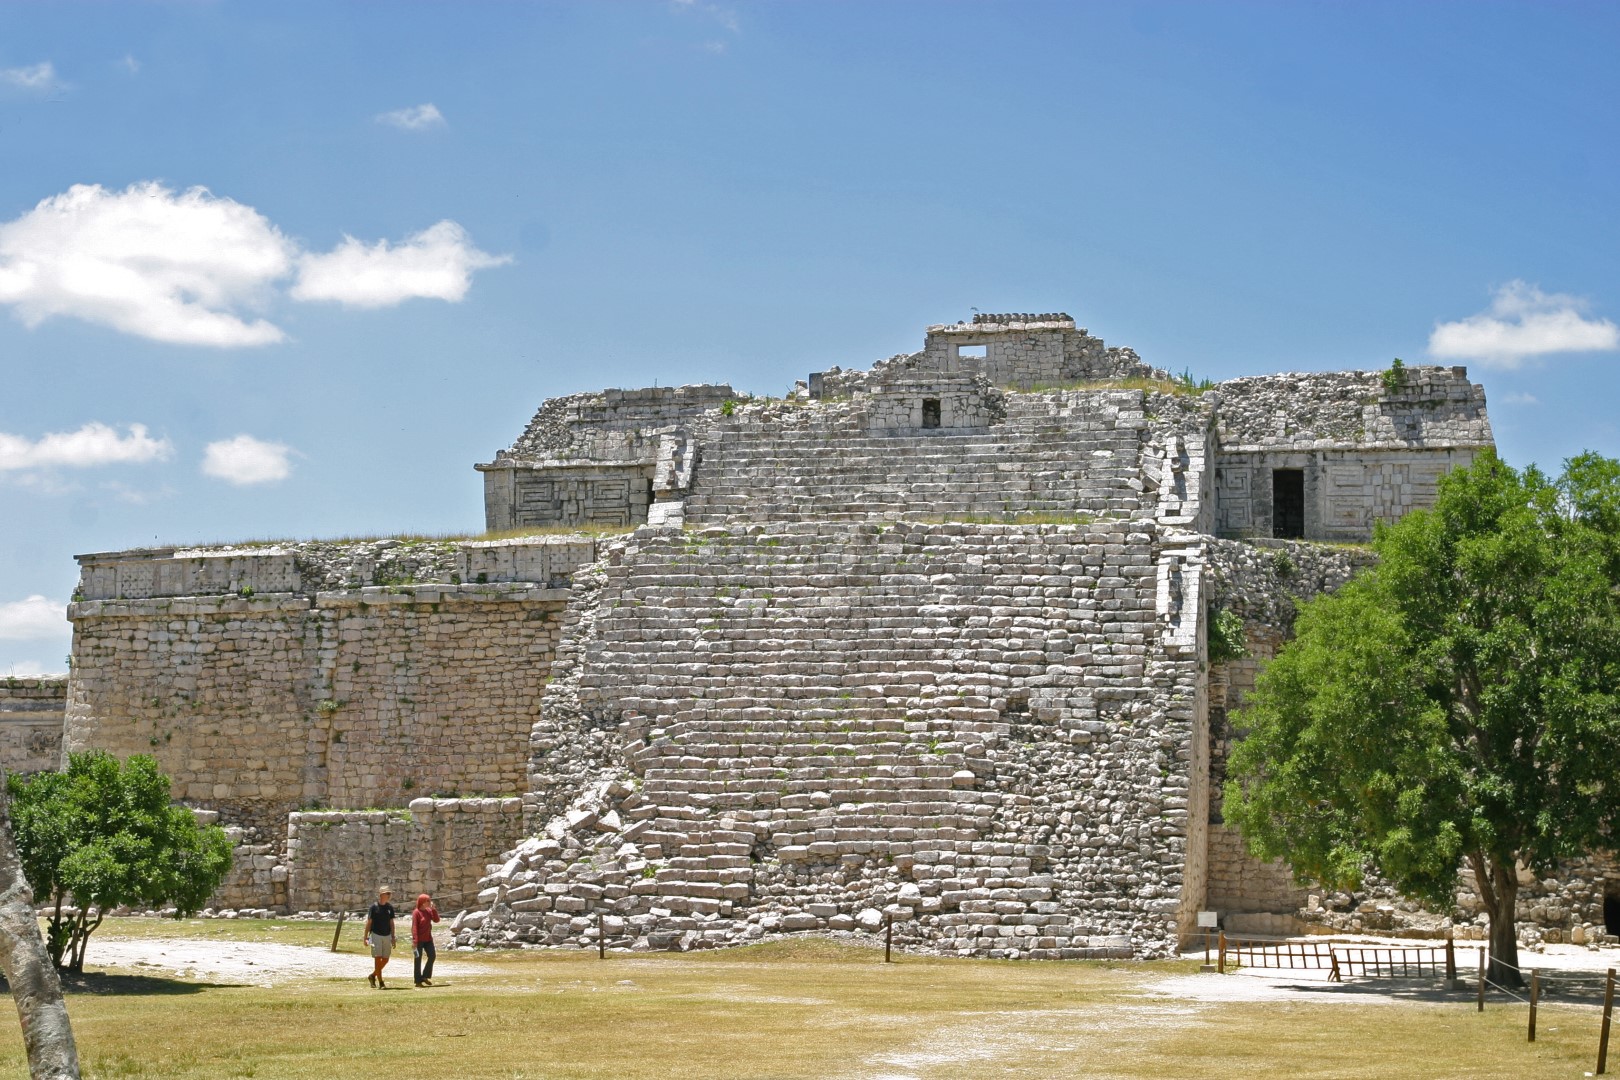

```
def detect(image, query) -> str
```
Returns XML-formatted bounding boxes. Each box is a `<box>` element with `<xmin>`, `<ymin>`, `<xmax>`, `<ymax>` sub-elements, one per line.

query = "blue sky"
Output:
<box><xmin>2</xmin><ymin>1</ymin><xmax>1617</xmax><ymax>673</ymax></box>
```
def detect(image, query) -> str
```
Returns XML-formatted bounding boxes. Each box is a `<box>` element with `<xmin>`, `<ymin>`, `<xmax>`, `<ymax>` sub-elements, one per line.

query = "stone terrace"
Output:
<box><xmin>681</xmin><ymin>390</ymin><xmax>1200</xmax><ymax>525</ymax></box>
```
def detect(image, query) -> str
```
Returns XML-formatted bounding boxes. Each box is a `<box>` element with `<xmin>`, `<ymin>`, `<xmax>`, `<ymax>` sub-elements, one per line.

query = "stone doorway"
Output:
<box><xmin>1273</xmin><ymin>469</ymin><xmax>1304</xmax><ymax>539</ymax></box>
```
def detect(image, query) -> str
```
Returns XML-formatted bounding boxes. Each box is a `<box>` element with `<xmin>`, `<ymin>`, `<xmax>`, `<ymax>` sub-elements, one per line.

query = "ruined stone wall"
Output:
<box><xmin>460</xmin><ymin>520</ymin><xmax>1205</xmax><ymax>960</ymax></box>
<box><xmin>66</xmin><ymin>593</ymin><xmax>318</xmax><ymax>835</ymax></box>
<box><xmin>64</xmin><ymin>587</ymin><xmax>564</xmax><ymax>834</ymax></box>
<box><xmin>919</xmin><ymin>315</ymin><xmax>1165</xmax><ymax>390</ymax></box>
<box><xmin>0</xmin><ymin>675</ymin><xmax>66</xmax><ymax>775</ymax></box>
<box><xmin>284</xmin><ymin>798</ymin><xmax>522</xmax><ymax>913</ymax></box>
<box><xmin>207</xmin><ymin>816</ymin><xmax>287</xmax><ymax>913</ymax></box>
<box><xmin>480</xmin><ymin>385</ymin><xmax>736</xmax><ymax>531</ymax></box>
<box><xmin>1213</xmin><ymin>367</ymin><xmax>1491</xmax><ymax>452</ymax></box>
<box><xmin>63</xmin><ymin>537</ymin><xmax>600</xmax><ymax>911</ymax></box>
<box><xmin>1205</xmin><ymin>824</ymin><xmax>1309</xmax><ymax>916</ymax></box>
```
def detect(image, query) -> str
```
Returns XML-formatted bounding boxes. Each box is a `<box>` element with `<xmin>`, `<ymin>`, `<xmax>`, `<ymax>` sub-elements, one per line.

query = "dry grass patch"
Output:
<box><xmin>0</xmin><ymin>925</ymin><xmax>1599</xmax><ymax>1080</ymax></box>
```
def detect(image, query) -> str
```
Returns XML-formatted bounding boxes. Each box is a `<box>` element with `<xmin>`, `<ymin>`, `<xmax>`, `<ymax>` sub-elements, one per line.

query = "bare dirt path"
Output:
<box><xmin>86</xmin><ymin>937</ymin><xmax>498</xmax><ymax>987</ymax></box>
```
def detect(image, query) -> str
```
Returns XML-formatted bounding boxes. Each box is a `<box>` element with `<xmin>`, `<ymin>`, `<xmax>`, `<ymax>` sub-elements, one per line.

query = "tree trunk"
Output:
<box><xmin>1479</xmin><ymin>856</ymin><xmax>1524</xmax><ymax>990</ymax></box>
<box><xmin>0</xmin><ymin>778</ymin><xmax>80</xmax><ymax>1079</ymax></box>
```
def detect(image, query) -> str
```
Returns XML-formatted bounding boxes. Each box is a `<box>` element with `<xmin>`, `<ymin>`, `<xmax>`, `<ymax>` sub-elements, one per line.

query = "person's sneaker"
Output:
<box><xmin>378</xmin><ymin>980</ymin><xmax>386</xmax><ymax>989</ymax></box>
<box><xmin>368</xmin><ymin>974</ymin><xmax>376</xmax><ymax>988</ymax></box>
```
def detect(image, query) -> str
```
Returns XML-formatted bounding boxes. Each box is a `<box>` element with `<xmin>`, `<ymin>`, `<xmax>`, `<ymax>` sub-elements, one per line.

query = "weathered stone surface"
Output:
<box><xmin>0</xmin><ymin>676</ymin><xmax>65</xmax><ymax>775</ymax></box>
<box><xmin>66</xmin><ymin>307</ymin><xmax>1613</xmax><ymax>951</ymax></box>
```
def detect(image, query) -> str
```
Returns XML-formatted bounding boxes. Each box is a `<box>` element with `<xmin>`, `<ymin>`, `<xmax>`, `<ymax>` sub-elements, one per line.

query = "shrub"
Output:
<box><xmin>9</xmin><ymin>751</ymin><xmax>233</xmax><ymax>971</ymax></box>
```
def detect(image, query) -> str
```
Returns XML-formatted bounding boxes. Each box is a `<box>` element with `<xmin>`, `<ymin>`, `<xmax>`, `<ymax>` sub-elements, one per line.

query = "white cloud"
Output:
<box><xmin>1</xmin><ymin>62</ymin><xmax>63</xmax><ymax>92</ymax></box>
<box><xmin>0</xmin><ymin>182</ymin><xmax>295</xmax><ymax>346</ymax></box>
<box><xmin>0</xmin><ymin>596</ymin><xmax>65</xmax><ymax>641</ymax></box>
<box><xmin>672</xmin><ymin>0</ymin><xmax>740</xmax><ymax>34</ymax></box>
<box><xmin>0</xmin><ymin>422</ymin><xmax>172</xmax><ymax>472</ymax></box>
<box><xmin>1429</xmin><ymin>282</ymin><xmax>1620</xmax><ymax>369</ymax></box>
<box><xmin>201</xmin><ymin>435</ymin><xmax>293</xmax><ymax>486</ymax></box>
<box><xmin>0</xmin><ymin>182</ymin><xmax>510</xmax><ymax>345</ymax></box>
<box><xmin>376</xmin><ymin>103</ymin><xmax>445</xmax><ymax>131</ymax></box>
<box><xmin>292</xmin><ymin>221</ymin><xmax>512</xmax><ymax>308</ymax></box>
<box><xmin>1500</xmin><ymin>391</ymin><xmax>1539</xmax><ymax>406</ymax></box>
<box><xmin>121</xmin><ymin>55</ymin><xmax>140</xmax><ymax>75</ymax></box>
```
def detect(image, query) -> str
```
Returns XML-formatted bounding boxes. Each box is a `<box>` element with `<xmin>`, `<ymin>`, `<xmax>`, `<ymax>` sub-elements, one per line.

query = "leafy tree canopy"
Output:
<box><xmin>1223</xmin><ymin>450</ymin><xmax>1620</xmax><ymax>986</ymax></box>
<box><xmin>8</xmin><ymin>751</ymin><xmax>233</xmax><ymax>971</ymax></box>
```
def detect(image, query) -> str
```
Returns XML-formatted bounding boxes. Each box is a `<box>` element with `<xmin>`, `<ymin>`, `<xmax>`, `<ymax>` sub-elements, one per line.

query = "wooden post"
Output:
<box><xmin>884</xmin><ymin>913</ymin><xmax>893</xmax><ymax>963</ymax></box>
<box><xmin>330</xmin><ymin>911</ymin><xmax>346</xmax><ymax>953</ymax></box>
<box><xmin>1476</xmin><ymin>948</ymin><xmax>1486</xmax><ymax>1012</ymax></box>
<box><xmin>1218</xmin><ymin>931</ymin><xmax>1226</xmax><ymax>975</ymax></box>
<box><xmin>1528</xmin><ymin>969</ymin><xmax>1539</xmax><ymax>1042</ymax></box>
<box><xmin>1599</xmin><ymin>968</ymin><xmax>1615</xmax><ymax>1075</ymax></box>
<box><xmin>1445</xmin><ymin>934</ymin><xmax>1456</xmax><ymax>985</ymax></box>
<box><xmin>597</xmin><ymin>913</ymin><xmax>606</xmax><ymax>960</ymax></box>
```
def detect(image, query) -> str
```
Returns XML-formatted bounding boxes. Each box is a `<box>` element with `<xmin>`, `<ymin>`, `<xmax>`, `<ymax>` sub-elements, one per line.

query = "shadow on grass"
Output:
<box><xmin>1215</xmin><ymin>970</ymin><xmax>1616</xmax><ymax>1008</ymax></box>
<box><xmin>0</xmin><ymin>971</ymin><xmax>231</xmax><ymax>997</ymax></box>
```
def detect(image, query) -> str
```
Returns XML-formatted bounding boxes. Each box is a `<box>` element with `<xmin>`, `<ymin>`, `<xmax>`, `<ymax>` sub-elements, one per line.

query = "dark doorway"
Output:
<box><xmin>1605</xmin><ymin>889</ymin><xmax>1620</xmax><ymax>936</ymax></box>
<box><xmin>1273</xmin><ymin>469</ymin><xmax>1305</xmax><ymax>539</ymax></box>
<box><xmin>921</xmin><ymin>399</ymin><xmax>942</xmax><ymax>428</ymax></box>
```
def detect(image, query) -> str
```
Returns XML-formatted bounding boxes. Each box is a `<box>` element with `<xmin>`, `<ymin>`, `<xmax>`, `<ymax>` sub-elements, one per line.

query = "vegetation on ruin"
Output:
<box><xmin>0</xmin><ymin>920</ymin><xmax>1602</xmax><ymax>1079</ymax></box>
<box><xmin>1206</xmin><ymin>606</ymin><xmax>1250</xmax><ymax>664</ymax></box>
<box><xmin>1173</xmin><ymin>367</ymin><xmax>1218</xmax><ymax>394</ymax></box>
<box><xmin>1224</xmin><ymin>450</ymin><xmax>1620</xmax><ymax>989</ymax></box>
<box><xmin>8</xmin><ymin>752</ymin><xmax>233</xmax><ymax>972</ymax></box>
<box><xmin>1383</xmin><ymin>356</ymin><xmax>1408</xmax><ymax>395</ymax></box>
<box><xmin>920</xmin><ymin>511</ymin><xmax>1101</xmax><ymax>526</ymax></box>
<box><xmin>179</xmin><ymin>525</ymin><xmax>635</xmax><ymax>550</ymax></box>
<box><xmin>1018</xmin><ymin>373</ymin><xmax>1215</xmax><ymax>397</ymax></box>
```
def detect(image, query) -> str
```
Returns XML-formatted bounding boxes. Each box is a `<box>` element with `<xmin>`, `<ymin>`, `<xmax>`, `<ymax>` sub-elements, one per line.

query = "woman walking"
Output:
<box><xmin>413</xmin><ymin>893</ymin><xmax>441</xmax><ymax>986</ymax></box>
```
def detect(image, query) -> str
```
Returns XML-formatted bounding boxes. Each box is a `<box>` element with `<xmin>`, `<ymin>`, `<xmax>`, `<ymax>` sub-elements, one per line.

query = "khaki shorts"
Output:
<box><xmin>369</xmin><ymin>934</ymin><xmax>394</xmax><ymax>959</ymax></box>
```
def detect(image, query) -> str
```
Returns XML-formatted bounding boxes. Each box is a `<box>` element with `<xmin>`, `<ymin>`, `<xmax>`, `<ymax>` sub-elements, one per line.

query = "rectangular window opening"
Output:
<box><xmin>921</xmin><ymin>398</ymin><xmax>942</xmax><ymax>428</ymax></box>
<box><xmin>1605</xmin><ymin>886</ymin><xmax>1620</xmax><ymax>936</ymax></box>
<box><xmin>1272</xmin><ymin>469</ymin><xmax>1305</xmax><ymax>539</ymax></box>
<box><xmin>953</xmin><ymin>343</ymin><xmax>987</xmax><ymax>360</ymax></box>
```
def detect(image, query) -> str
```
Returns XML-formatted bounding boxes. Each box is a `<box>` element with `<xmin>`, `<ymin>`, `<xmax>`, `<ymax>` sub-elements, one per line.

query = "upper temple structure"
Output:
<box><xmin>43</xmin><ymin>307</ymin><xmax>1614</xmax><ymax>958</ymax></box>
<box><xmin>476</xmin><ymin>312</ymin><xmax>1492</xmax><ymax>540</ymax></box>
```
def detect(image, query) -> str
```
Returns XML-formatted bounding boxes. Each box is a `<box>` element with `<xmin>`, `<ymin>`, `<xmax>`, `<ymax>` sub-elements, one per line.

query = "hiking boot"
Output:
<box><xmin>368</xmin><ymin>974</ymin><xmax>376</xmax><ymax>988</ymax></box>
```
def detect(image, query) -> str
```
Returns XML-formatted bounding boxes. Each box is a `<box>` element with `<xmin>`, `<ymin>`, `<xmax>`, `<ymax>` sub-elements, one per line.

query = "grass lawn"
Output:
<box><xmin>0</xmin><ymin>920</ymin><xmax>1602</xmax><ymax>1079</ymax></box>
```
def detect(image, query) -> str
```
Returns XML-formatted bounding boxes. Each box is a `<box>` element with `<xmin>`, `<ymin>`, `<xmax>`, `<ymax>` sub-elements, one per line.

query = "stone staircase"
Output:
<box><xmin>681</xmin><ymin>391</ymin><xmax>1151</xmax><ymax>524</ymax></box>
<box><xmin>458</xmin><ymin>520</ymin><xmax>1200</xmax><ymax>959</ymax></box>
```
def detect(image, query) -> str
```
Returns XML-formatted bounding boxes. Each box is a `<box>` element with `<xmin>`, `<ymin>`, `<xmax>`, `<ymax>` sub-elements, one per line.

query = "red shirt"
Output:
<box><xmin>412</xmin><ymin>906</ymin><xmax>440</xmax><ymax>944</ymax></box>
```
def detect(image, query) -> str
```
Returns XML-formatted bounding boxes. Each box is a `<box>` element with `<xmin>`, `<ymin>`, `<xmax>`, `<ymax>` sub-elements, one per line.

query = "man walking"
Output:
<box><xmin>412</xmin><ymin>893</ymin><xmax>441</xmax><ymax>986</ymax></box>
<box><xmin>363</xmin><ymin>886</ymin><xmax>397</xmax><ymax>989</ymax></box>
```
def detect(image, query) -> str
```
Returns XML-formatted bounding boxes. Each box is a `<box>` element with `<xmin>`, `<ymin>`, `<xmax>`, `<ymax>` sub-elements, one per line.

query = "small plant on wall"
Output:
<box><xmin>1381</xmin><ymin>357</ymin><xmax>1406</xmax><ymax>396</ymax></box>
<box><xmin>1207</xmin><ymin>605</ymin><xmax>1250</xmax><ymax>664</ymax></box>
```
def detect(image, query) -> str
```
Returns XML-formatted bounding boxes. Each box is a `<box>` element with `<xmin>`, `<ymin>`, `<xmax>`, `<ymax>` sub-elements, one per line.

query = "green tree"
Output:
<box><xmin>8</xmin><ymin>751</ymin><xmax>233</xmax><ymax>971</ymax></box>
<box><xmin>1223</xmin><ymin>451</ymin><xmax>1620</xmax><ymax>988</ymax></box>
